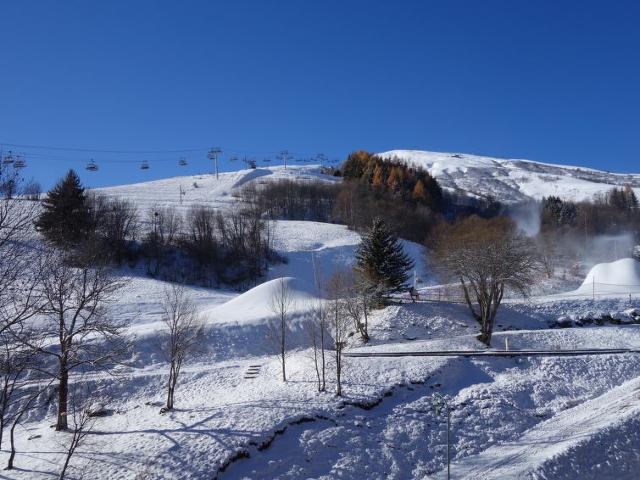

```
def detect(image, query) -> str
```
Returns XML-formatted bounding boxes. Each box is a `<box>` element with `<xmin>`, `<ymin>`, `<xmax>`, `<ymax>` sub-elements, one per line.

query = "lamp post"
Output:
<box><xmin>432</xmin><ymin>393</ymin><xmax>451</xmax><ymax>480</ymax></box>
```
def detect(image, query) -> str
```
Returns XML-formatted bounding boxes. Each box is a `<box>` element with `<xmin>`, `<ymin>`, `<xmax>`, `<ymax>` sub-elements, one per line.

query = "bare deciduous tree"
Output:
<box><xmin>160</xmin><ymin>284</ymin><xmax>202</xmax><ymax>411</ymax></box>
<box><xmin>58</xmin><ymin>393</ymin><xmax>94</xmax><ymax>480</ymax></box>
<box><xmin>0</xmin><ymin>194</ymin><xmax>43</xmax><ymax>335</ymax></box>
<box><xmin>267</xmin><ymin>278</ymin><xmax>294</xmax><ymax>382</ymax></box>
<box><xmin>306</xmin><ymin>301</ymin><xmax>328</xmax><ymax>392</ymax></box>
<box><xmin>326</xmin><ymin>272</ymin><xmax>351</xmax><ymax>396</ymax></box>
<box><xmin>342</xmin><ymin>270</ymin><xmax>374</xmax><ymax>343</ymax></box>
<box><xmin>5</xmin><ymin>383</ymin><xmax>46</xmax><ymax>471</ymax></box>
<box><xmin>431</xmin><ymin>216</ymin><xmax>540</xmax><ymax>346</ymax></box>
<box><xmin>22</xmin><ymin>255</ymin><xmax>127</xmax><ymax>430</ymax></box>
<box><xmin>0</xmin><ymin>333</ymin><xmax>38</xmax><ymax>451</ymax></box>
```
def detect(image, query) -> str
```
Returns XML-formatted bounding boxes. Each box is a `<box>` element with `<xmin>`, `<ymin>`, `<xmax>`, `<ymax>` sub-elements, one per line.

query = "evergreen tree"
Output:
<box><xmin>355</xmin><ymin>217</ymin><xmax>414</xmax><ymax>298</ymax></box>
<box><xmin>35</xmin><ymin>169</ymin><xmax>92</xmax><ymax>248</ymax></box>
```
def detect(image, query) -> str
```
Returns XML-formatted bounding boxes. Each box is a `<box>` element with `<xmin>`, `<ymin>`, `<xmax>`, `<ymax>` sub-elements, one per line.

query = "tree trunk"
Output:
<box><xmin>166</xmin><ymin>363</ymin><xmax>174</xmax><ymax>410</ymax></box>
<box><xmin>58</xmin><ymin>445</ymin><xmax>74</xmax><ymax>480</ymax></box>
<box><xmin>56</xmin><ymin>361</ymin><xmax>69</xmax><ymax>431</ymax></box>
<box><xmin>460</xmin><ymin>277</ymin><xmax>481</xmax><ymax>322</ymax></box>
<box><xmin>6</xmin><ymin>417</ymin><xmax>17</xmax><ymax>469</ymax></box>
<box><xmin>312</xmin><ymin>336</ymin><xmax>321</xmax><ymax>392</ymax></box>
<box><xmin>320</xmin><ymin>325</ymin><xmax>326</xmax><ymax>392</ymax></box>
<box><xmin>280</xmin><ymin>315</ymin><xmax>286</xmax><ymax>382</ymax></box>
<box><xmin>336</xmin><ymin>349</ymin><xmax>342</xmax><ymax>397</ymax></box>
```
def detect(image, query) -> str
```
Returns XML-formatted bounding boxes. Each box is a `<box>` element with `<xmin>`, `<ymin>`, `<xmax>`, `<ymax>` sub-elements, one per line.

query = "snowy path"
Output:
<box><xmin>449</xmin><ymin>375</ymin><xmax>640</xmax><ymax>479</ymax></box>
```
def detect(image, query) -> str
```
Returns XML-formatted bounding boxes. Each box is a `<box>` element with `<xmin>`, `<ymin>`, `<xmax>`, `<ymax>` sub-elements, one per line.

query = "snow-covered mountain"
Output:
<box><xmin>97</xmin><ymin>151</ymin><xmax>640</xmax><ymax>210</ymax></box>
<box><xmin>378</xmin><ymin>150</ymin><xmax>640</xmax><ymax>204</ymax></box>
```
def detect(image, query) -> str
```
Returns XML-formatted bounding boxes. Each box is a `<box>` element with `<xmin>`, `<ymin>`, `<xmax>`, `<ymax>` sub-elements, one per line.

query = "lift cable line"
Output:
<box><xmin>0</xmin><ymin>142</ymin><xmax>209</xmax><ymax>155</ymax></box>
<box><xmin>0</xmin><ymin>140</ymin><xmax>324</xmax><ymax>158</ymax></box>
<box><xmin>0</xmin><ymin>140</ymin><xmax>340</xmax><ymax>178</ymax></box>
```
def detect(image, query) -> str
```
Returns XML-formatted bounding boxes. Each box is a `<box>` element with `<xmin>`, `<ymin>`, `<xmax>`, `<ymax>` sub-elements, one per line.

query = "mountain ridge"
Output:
<box><xmin>377</xmin><ymin>149</ymin><xmax>640</xmax><ymax>204</ymax></box>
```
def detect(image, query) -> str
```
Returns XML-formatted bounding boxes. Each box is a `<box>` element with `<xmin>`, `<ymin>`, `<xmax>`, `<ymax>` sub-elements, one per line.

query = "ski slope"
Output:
<box><xmin>96</xmin><ymin>164</ymin><xmax>338</xmax><ymax>216</ymax></box>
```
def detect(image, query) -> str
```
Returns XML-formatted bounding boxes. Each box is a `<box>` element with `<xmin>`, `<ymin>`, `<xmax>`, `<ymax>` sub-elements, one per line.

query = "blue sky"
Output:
<box><xmin>1</xmin><ymin>0</ymin><xmax>639</xmax><ymax>188</ymax></box>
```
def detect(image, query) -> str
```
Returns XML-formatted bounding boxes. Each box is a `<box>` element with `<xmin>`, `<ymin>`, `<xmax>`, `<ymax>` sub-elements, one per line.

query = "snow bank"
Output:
<box><xmin>576</xmin><ymin>258</ymin><xmax>640</xmax><ymax>294</ymax></box>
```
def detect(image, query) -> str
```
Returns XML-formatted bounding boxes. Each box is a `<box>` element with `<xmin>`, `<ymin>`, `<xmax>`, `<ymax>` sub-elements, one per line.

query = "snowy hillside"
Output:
<box><xmin>378</xmin><ymin>150</ymin><xmax>640</xmax><ymax>204</ymax></box>
<box><xmin>97</xmin><ymin>153</ymin><xmax>640</xmax><ymax>211</ymax></box>
<box><xmin>96</xmin><ymin>164</ymin><xmax>337</xmax><ymax>215</ymax></box>
<box><xmin>4</xmin><ymin>165</ymin><xmax>640</xmax><ymax>480</ymax></box>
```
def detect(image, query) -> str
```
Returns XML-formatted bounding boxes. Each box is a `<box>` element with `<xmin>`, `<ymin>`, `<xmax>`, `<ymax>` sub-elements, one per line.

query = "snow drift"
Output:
<box><xmin>204</xmin><ymin>277</ymin><xmax>317</xmax><ymax>325</ymax></box>
<box><xmin>576</xmin><ymin>258</ymin><xmax>640</xmax><ymax>295</ymax></box>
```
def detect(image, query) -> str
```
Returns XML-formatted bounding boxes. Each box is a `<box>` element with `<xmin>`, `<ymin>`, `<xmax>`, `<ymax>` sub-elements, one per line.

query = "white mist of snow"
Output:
<box><xmin>509</xmin><ymin>202</ymin><xmax>542</xmax><ymax>236</ymax></box>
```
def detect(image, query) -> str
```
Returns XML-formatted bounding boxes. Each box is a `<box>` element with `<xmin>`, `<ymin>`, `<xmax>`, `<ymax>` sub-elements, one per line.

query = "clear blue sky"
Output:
<box><xmin>1</xmin><ymin>0</ymin><xmax>639</xmax><ymax>188</ymax></box>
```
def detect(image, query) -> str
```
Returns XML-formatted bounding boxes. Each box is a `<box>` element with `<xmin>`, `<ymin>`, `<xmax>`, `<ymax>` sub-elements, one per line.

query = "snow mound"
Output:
<box><xmin>204</xmin><ymin>277</ymin><xmax>317</xmax><ymax>325</ymax></box>
<box><xmin>576</xmin><ymin>258</ymin><xmax>640</xmax><ymax>294</ymax></box>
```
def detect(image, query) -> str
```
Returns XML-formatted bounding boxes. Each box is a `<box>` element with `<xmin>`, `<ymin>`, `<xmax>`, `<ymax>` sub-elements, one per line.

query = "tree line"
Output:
<box><xmin>36</xmin><ymin>170</ymin><xmax>278</xmax><ymax>288</ymax></box>
<box><xmin>241</xmin><ymin>150</ymin><xmax>501</xmax><ymax>243</ymax></box>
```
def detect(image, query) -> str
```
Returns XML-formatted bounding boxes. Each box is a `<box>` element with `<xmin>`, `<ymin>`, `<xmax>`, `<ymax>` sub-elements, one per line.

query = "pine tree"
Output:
<box><xmin>35</xmin><ymin>169</ymin><xmax>92</xmax><ymax>248</ymax></box>
<box><xmin>624</xmin><ymin>185</ymin><xmax>638</xmax><ymax>210</ymax></box>
<box><xmin>355</xmin><ymin>217</ymin><xmax>414</xmax><ymax>298</ymax></box>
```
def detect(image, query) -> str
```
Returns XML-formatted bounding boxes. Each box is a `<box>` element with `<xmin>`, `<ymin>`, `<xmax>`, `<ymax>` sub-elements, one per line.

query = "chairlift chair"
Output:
<box><xmin>2</xmin><ymin>151</ymin><xmax>14</xmax><ymax>165</ymax></box>
<box><xmin>86</xmin><ymin>160</ymin><xmax>98</xmax><ymax>172</ymax></box>
<box><xmin>141</xmin><ymin>160</ymin><xmax>150</xmax><ymax>170</ymax></box>
<box><xmin>13</xmin><ymin>156</ymin><xmax>26</xmax><ymax>169</ymax></box>
<box><xmin>178</xmin><ymin>158</ymin><xmax>188</xmax><ymax>166</ymax></box>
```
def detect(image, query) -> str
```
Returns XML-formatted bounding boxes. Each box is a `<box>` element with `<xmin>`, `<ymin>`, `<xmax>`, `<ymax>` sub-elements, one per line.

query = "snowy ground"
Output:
<box><xmin>5</xmin><ymin>278</ymin><xmax>640</xmax><ymax>479</ymax></box>
<box><xmin>4</xmin><ymin>168</ymin><xmax>640</xmax><ymax>479</ymax></box>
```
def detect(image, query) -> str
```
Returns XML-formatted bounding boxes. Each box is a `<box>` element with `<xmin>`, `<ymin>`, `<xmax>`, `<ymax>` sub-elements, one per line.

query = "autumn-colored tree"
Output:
<box><xmin>371</xmin><ymin>165</ymin><xmax>384</xmax><ymax>188</ymax></box>
<box><xmin>387</xmin><ymin>167</ymin><xmax>401</xmax><ymax>192</ymax></box>
<box><xmin>412</xmin><ymin>179</ymin><xmax>427</xmax><ymax>202</ymax></box>
<box><xmin>431</xmin><ymin>216</ymin><xmax>540</xmax><ymax>346</ymax></box>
